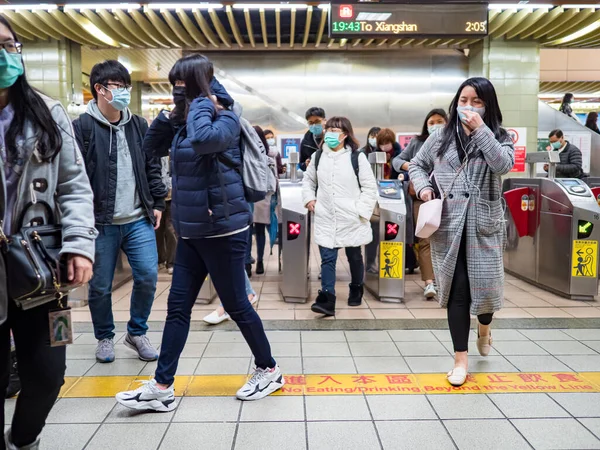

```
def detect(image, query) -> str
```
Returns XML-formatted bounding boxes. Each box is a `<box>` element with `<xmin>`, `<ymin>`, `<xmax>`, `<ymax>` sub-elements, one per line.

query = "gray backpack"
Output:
<box><xmin>238</xmin><ymin>116</ymin><xmax>270</xmax><ymax>203</ymax></box>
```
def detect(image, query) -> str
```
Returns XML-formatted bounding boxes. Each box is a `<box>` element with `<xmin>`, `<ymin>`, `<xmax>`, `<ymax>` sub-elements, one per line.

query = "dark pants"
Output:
<box><xmin>447</xmin><ymin>232</ymin><xmax>493</xmax><ymax>353</ymax></box>
<box><xmin>255</xmin><ymin>223</ymin><xmax>266</xmax><ymax>262</ymax></box>
<box><xmin>245</xmin><ymin>204</ymin><xmax>254</xmax><ymax>265</ymax></box>
<box><xmin>319</xmin><ymin>246</ymin><xmax>364</xmax><ymax>295</ymax></box>
<box><xmin>155</xmin><ymin>231</ymin><xmax>276</xmax><ymax>386</ymax></box>
<box><xmin>0</xmin><ymin>301</ymin><xmax>65</xmax><ymax>448</ymax></box>
<box><xmin>156</xmin><ymin>201</ymin><xmax>177</xmax><ymax>267</ymax></box>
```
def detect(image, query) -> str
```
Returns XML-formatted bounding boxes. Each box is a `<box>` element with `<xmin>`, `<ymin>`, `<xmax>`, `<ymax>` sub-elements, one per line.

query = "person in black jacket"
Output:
<box><xmin>586</xmin><ymin>112</ymin><xmax>599</xmax><ymax>134</ymax></box>
<box><xmin>299</xmin><ymin>106</ymin><xmax>326</xmax><ymax>171</ymax></box>
<box><xmin>376</xmin><ymin>128</ymin><xmax>402</xmax><ymax>180</ymax></box>
<box><xmin>544</xmin><ymin>129</ymin><xmax>584</xmax><ymax>179</ymax></box>
<box><xmin>73</xmin><ymin>60</ymin><xmax>167</xmax><ymax>364</ymax></box>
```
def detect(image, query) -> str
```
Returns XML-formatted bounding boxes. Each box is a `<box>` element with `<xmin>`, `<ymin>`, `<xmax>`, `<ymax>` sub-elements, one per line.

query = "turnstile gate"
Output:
<box><xmin>364</xmin><ymin>153</ymin><xmax>406</xmax><ymax>303</ymax></box>
<box><xmin>280</xmin><ymin>153</ymin><xmax>311</xmax><ymax>303</ymax></box>
<box><xmin>503</xmin><ymin>152</ymin><xmax>600</xmax><ymax>300</ymax></box>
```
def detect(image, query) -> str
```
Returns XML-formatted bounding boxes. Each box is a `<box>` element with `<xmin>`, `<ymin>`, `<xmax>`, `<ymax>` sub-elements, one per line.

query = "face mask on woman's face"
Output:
<box><xmin>267</xmin><ymin>138</ymin><xmax>276</xmax><ymax>147</ymax></box>
<box><xmin>324</xmin><ymin>131</ymin><xmax>343</xmax><ymax>149</ymax></box>
<box><xmin>0</xmin><ymin>49</ymin><xmax>23</xmax><ymax>89</ymax></box>
<box><xmin>368</xmin><ymin>137</ymin><xmax>377</xmax><ymax>147</ymax></box>
<box><xmin>172</xmin><ymin>86</ymin><xmax>186</xmax><ymax>104</ymax></box>
<box><xmin>457</xmin><ymin>105</ymin><xmax>486</xmax><ymax>122</ymax></box>
<box><xmin>428</xmin><ymin>124</ymin><xmax>445</xmax><ymax>134</ymax></box>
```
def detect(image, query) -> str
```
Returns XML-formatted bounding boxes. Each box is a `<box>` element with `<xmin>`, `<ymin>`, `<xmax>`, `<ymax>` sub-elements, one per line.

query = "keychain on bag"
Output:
<box><xmin>48</xmin><ymin>294</ymin><xmax>73</xmax><ymax>347</ymax></box>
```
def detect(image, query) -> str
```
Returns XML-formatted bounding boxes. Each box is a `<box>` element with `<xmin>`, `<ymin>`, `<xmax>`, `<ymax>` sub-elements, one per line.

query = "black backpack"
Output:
<box><xmin>314</xmin><ymin>149</ymin><xmax>361</xmax><ymax>191</ymax></box>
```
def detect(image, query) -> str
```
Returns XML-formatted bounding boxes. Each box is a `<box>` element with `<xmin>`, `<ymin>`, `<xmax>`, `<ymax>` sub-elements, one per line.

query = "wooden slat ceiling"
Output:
<box><xmin>4</xmin><ymin>4</ymin><xmax>600</xmax><ymax>51</ymax></box>
<box><xmin>540</xmin><ymin>81</ymin><xmax>600</xmax><ymax>97</ymax></box>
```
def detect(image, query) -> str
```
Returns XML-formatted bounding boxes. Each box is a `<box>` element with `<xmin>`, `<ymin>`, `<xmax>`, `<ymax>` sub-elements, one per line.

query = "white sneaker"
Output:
<box><xmin>115</xmin><ymin>379</ymin><xmax>177</xmax><ymax>412</ymax></box>
<box><xmin>236</xmin><ymin>365</ymin><xmax>285</xmax><ymax>401</ymax></box>
<box><xmin>424</xmin><ymin>283</ymin><xmax>437</xmax><ymax>299</ymax></box>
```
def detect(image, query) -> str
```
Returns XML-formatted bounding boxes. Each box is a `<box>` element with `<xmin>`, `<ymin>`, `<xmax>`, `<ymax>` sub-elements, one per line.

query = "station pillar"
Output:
<box><xmin>22</xmin><ymin>39</ymin><xmax>83</xmax><ymax>110</ymax></box>
<box><xmin>129</xmin><ymin>81</ymin><xmax>143</xmax><ymax>117</ymax></box>
<box><xmin>469</xmin><ymin>39</ymin><xmax>540</xmax><ymax>174</ymax></box>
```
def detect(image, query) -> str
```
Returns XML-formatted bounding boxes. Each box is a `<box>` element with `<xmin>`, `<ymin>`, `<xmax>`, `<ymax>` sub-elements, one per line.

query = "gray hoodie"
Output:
<box><xmin>86</xmin><ymin>101</ymin><xmax>144</xmax><ymax>225</ymax></box>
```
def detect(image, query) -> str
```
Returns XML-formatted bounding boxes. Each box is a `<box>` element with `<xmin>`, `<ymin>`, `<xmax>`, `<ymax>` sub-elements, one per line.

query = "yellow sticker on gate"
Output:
<box><xmin>380</xmin><ymin>241</ymin><xmax>403</xmax><ymax>279</ymax></box>
<box><xmin>572</xmin><ymin>240</ymin><xmax>598</xmax><ymax>278</ymax></box>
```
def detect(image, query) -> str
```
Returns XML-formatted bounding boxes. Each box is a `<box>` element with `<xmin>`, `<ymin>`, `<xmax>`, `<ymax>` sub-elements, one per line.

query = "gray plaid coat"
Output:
<box><xmin>409</xmin><ymin>126</ymin><xmax>514</xmax><ymax>315</ymax></box>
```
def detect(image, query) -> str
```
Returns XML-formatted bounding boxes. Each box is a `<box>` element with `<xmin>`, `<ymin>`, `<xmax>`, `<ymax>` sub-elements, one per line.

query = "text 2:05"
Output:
<box><xmin>466</xmin><ymin>21</ymin><xmax>487</xmax><ymax>33</ymax></box>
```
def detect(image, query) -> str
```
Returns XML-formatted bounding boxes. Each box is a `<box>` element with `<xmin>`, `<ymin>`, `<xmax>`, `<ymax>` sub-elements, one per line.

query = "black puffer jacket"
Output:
<box><xmin>73</xmin><ymin>111</ymin><xmax>166</xmax><ymax>226</ymax></box>
<box><xmin>299</xmin><ymin>130</ymin><xmax>321</xmax><ymax>172</ymax></box>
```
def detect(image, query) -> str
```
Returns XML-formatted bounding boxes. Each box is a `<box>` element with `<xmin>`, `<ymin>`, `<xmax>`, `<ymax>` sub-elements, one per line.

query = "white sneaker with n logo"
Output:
<box><xmin>236</xmin><ymin>366</ymin><xmax>285</xmax><ymax>401</ymax></box>
<box><xmin>115</xmin><ymin>379</ymin><xmax>177</xmax><ymax>412</ymax></box>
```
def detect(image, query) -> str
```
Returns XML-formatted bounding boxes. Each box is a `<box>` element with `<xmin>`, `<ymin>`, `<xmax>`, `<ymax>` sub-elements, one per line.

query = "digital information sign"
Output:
<box><xmin>329</xmin><ymin>3</ymin><xmax>489</xmax><ymax>38</ymax></box>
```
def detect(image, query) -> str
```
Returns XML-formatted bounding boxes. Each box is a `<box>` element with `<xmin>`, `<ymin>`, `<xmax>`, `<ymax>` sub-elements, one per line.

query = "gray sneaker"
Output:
<box><xmin>125</xmin><ymin>334</ymin><xmax>159</xmax><ymax>362</ymax></box>
<box><xmin>96</xmin><ymin>338</ymin><xmax>115</xmax><ymax>363</ymax></box>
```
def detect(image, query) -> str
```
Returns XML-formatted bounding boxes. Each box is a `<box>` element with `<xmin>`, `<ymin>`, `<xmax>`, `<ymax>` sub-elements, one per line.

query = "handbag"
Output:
<box><xmin>0</xmin><ymin>202</ymin><xmax>79</xmax><ymax>310</ymax></box>
<box><xmin>415</xmin><ymin>159</ymin><xmax>468</xmax><ymax>239</ymax></box>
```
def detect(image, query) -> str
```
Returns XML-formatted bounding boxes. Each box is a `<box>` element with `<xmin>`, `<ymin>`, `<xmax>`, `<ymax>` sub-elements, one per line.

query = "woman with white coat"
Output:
<box><xmin>303</xmin><ymin>117</ymin><xmax>377</xmax><ymax>316</ymax></box>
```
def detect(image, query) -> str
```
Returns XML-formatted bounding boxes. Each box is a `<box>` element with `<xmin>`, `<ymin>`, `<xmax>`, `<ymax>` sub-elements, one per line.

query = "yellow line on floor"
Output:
<box><xmin>58</xmin><ymin>372</ymin><xmax>600</xmax><ymax>398</ymax></box>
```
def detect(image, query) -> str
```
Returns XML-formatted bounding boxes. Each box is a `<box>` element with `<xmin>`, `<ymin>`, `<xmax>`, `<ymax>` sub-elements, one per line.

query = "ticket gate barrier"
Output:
<box><xmin>503</xmin><ymin>152</ymin><xmax>600</xmax><ymax>300</ymax></box>
<box><xmin>280</xmin><ymin>155</ymin><xmax>311</xmax><ymax>303</ymax></box>
<box><xmin>584</xmin><ymin>177</ymin><xmax>600</xmax><ymax>208</ymax></box>
<box><xmin>364</xmin><ymin>152</ymin><xmax>406</xmax><ymax>303</ymax></box>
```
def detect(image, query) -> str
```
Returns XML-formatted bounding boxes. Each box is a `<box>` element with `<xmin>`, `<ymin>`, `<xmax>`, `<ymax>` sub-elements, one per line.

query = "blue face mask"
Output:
<box><xmin>0</xmin><ymin>49</ymin><xmax>23</xmax><ymax>89</ymax></box>
<box><xmin>457</xmin><ymin>105</ymin><xmax>486</xmax><ymax>122</ymax></box>
<box><xmin>368</xmin><ymin>137</ymin><xmax>377</xmax><ymax>147</ymax></box>
<box><xmin>551</xmin><ymin>141</ymin><xmax>562</xmax><ymax>150</ymax></box>
<box><xmin>309</xmin><ymin>123</ymin><xmax>323</xmax><ymax>137</ymax></box>
<box><xmin>105</xmin><ymin>86</ymin><xmax>131</xmax><ymax>111</ymax></box>
<box><xmin>428</xmin><ymin>124</ymin><xmax>445</xmax><ymax>134</ymax></box>
<box><xmin>324</xmin><ymin>131</ymin><xmax>342</xmax><ymax>149</ymax></box>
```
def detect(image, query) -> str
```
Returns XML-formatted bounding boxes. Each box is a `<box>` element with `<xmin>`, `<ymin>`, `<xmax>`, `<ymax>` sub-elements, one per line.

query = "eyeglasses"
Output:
<box><xmin>104</xmin><ymin>83</ymin><xmax>132</xmax><ymax>92</ymax></box>
<box><xmin>0</xmin><ymin>42</ymin><xmax>22</xmax><ymax>54</ymax></box>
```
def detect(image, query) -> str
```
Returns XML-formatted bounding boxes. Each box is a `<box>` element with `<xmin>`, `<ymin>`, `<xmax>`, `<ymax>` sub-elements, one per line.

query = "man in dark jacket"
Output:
<box><xmin>299</xmin><ymin>106</ymin><xmax>326</xmax><ymax>172</ymax></box>
<box><xmin>73</xmin><ymin>60</ymin><xmax>167</xmax><ymax>364</ymax></box>
<box><xmin>545</xmin><ymin>129</ymin><xmax>584</xmax><ymax>178</ymax></box>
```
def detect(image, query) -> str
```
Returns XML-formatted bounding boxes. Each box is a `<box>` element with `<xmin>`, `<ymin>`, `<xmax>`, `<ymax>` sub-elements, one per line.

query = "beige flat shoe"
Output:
<box><xmin>477</xmin><ymin>332</ymin><xmax>493</xmax><ymax>357</ymax></box>
<box><xmin>447</xmin><ymin>367</ymin><xmax>468</xmax><ymax>387</ymax></box>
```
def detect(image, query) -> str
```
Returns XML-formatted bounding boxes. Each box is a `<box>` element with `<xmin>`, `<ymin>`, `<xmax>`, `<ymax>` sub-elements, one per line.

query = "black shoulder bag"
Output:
<box><xmin>1</xmin><ymin>202</ymin><xmax>79</xmax><ymax>310</ymax></box>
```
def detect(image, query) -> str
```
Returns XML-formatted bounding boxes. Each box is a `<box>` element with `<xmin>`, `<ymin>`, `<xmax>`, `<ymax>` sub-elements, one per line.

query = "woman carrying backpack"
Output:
<box><xmin>116</xmin><ymin>54</ymin><xmax>283</xmax><ymax>411</ymax></box>
<box><xmin>303</xmin><ymin>117</ymin><xmax>377</xmax><ymax>316</ymax></box>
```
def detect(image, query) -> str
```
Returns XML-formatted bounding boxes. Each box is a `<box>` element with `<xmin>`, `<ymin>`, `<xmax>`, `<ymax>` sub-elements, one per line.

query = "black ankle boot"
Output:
<box><xmin>245</xmin><ymin>264</ymin><xmax>252</xmax><ymax>278</ymax></box>
<box><xmin>256</xmin><ymin>261</ymin><xmax>265</xmax><ymax>275</ymax></box>
<box><xmin>311</xmin><ymin>290</ymin><xmax>336</xmax><ymax>316</ymax></box>
<box><xmin>348</xmin><ymin>283</ymin><xmax>363</xmax><ymax>306</ymax></box>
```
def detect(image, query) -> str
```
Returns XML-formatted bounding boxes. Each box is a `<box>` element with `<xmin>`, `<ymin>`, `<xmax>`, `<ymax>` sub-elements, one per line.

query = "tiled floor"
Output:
<box><xmin>70</xmin><ymin>246</ymin><xmax>600</xmax><ymax>323</ymax></box>
<box><xmin>26</xmin><ymin>328</ymin><xmax>600</xmax><ymax>449</ymax></box>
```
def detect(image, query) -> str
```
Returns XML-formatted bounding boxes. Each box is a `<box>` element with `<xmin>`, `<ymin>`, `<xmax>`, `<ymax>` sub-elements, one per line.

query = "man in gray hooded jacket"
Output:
<box><xmin>73</xmin><ymin>60</ymin><xmax>166</xmax><ymax>363</ymax></box>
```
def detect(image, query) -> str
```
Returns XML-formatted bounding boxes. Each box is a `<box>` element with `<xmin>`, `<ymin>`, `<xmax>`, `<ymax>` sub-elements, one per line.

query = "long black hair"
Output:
<box><xmin>169</xmin><ymin>54</ymin><xmax>214</xmax><ymax>119</ymax></box>
<box><xmin>416</xmin><ymin>108</ymin><xmax>447</xmax><ymax>142</ymax></box>
<box><xmin>324</xmin><ymin>116</ymin><xmax>360</xmax><ymax>152</ymax></box>
<box><xmin>560</xmin><ymin>93</ymin><xmax>574</xmax><ymax>111</ymax></box>
<box><xmin>586</xmin><ymin>112</ymin><xmax>599</xmax><ymax>131</ymax></box>
<box><xmin>0</xmin><ymin>16</ymin><xmax>62</xmax><ymax>162</ymax></box>
<box><xmin>437</xmin><ymin>77</ymin><xmax>507</xmax><ymax>157</ymax></box>
<box><xmin>253</xmin><ymin>125</ymin><xmax>269</xmax><ymax>151</ymax></box>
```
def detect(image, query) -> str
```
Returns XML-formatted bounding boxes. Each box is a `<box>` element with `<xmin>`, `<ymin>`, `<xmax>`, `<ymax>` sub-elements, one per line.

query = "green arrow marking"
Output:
<box><xmin>579</xmin><ymin>222</ymin><xmax>592</xmax><ymax>234</ymax></box>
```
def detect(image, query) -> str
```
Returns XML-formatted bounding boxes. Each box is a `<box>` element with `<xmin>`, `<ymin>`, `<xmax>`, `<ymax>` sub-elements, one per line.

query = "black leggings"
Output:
<box><xmin>0</xmin><ymin>300</ymin><xmax>66</xmax><ymax>448</ymax></box>
<box><xmin>447</xmin><ymin>231</ymin><xmax>493</xmax><ymax>353</ymax></box>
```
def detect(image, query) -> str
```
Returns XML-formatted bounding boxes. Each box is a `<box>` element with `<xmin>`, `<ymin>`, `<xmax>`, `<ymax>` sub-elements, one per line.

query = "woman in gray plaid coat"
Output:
<box><xmin>409</xmin><ymin>77</ymin><xmax>515</xmax><ymax>387</ymax></box>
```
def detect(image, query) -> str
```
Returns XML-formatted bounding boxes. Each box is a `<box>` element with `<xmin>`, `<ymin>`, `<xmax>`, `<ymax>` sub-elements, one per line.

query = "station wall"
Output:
<box><xmin>200</xmin><ymin>50</ymin><xmax>469</xmax><ymax>140</ymax></box>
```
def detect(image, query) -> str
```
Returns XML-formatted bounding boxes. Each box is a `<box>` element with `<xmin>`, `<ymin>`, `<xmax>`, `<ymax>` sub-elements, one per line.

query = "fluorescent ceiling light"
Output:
<box><xmin>550</xmin><ymin>20</ymin><xmax>600</xmax><ymax>44</ymax></box>
<box><xmin>488</xmin><ymin>3</ymin><xmax>553</xmax><ymax>9</ymax></box>
<box><xmin>146</xmin><ymin>3</ymin><xmax>223</xmax><ymax>9</ymax></box>
<box><xmin>0</xmin><ymin>4</ymin><xmax>57</xmax><ymax>10</ymax></box>
<box><xmin>356</xmin><ymin>12</ymin><xmax>392</xmax><ymax>21</ymax></box>
<box><xmin>232</xmin><ymin>3</ymin><xmax>309</xmax><ymax>9</ymax></box>
<box><xmin>63</xmin><ymin>3</ymin><xmax>141</xmax><ymax>10</ymax></box>
<box><xmin>318</xmin><ymin>4</ymin><xmax>330</xmax><ymax>9</ymax></box>
<box><xmin>82</xmin><ymin>22</ymin><xmax>120</xmax><ymax>46</ymax></box>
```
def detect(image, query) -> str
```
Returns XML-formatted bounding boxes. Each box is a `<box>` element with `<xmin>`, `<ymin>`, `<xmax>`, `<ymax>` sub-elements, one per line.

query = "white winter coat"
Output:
<box><xmin>302</xmin><ymin>145</ymin><xmax>378</xmax><ymax>249</ymax></box>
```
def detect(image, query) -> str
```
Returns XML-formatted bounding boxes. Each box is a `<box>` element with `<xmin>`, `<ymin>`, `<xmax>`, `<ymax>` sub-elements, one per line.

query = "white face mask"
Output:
<box><xmin>267</xmin><ymin>138</ymin><xmax>276</xmax><ymax>147</ymax></box>
<box><xmin>368</xmin><ymin>137</ymin><xmax>377</xmax><ymax>147</ymax></box>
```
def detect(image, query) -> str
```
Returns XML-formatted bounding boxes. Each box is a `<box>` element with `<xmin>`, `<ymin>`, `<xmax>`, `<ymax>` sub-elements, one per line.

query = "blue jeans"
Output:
<box><xmin>88</xmin><ymin>219</ymin><xmax>158</xmax><ymax>340</ymax></box>
<box><xmin>319</xmin><ymin>246</ymin><xmax>364</xmax><ymax>295</ymax></box>
<box><xmin>155</xmin><ymin>231</ymin><xmax>276</xmax><ymax>386</ymax></box>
